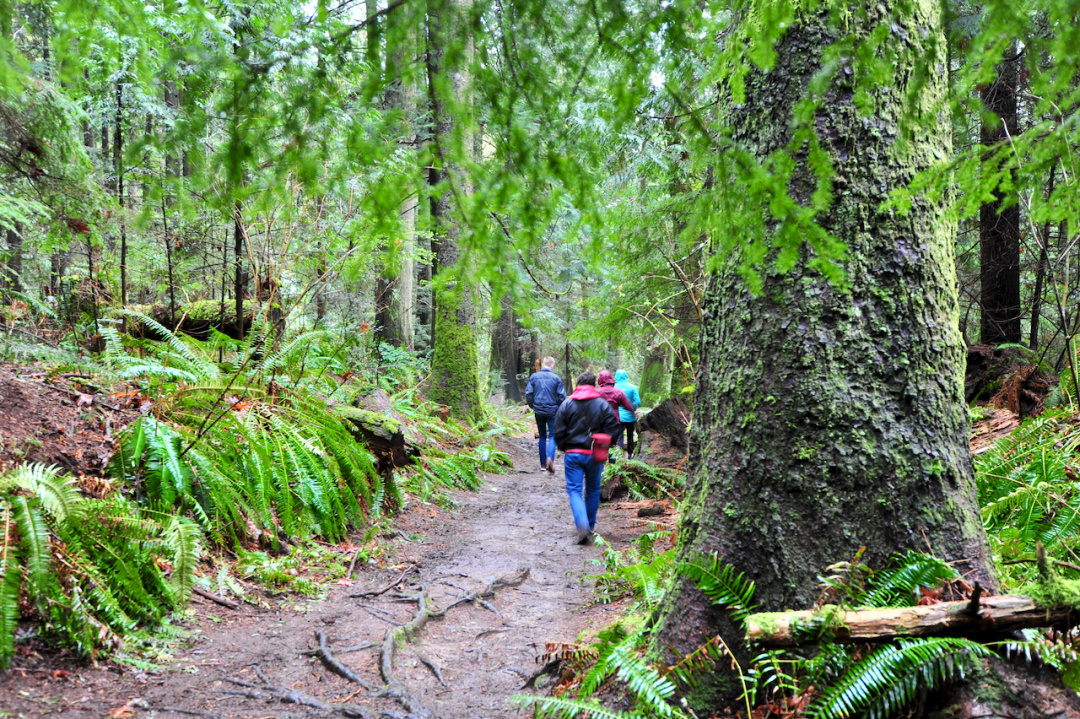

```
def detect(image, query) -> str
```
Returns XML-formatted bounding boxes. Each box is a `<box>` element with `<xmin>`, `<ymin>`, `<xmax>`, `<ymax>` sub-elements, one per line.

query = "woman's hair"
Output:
<box><xmin>575</xmin><ymin>371</ymin><xmax>597</xmax><ymax>386</ymax></box>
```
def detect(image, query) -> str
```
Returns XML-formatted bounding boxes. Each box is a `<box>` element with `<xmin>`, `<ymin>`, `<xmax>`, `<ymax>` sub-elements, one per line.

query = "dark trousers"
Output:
<box><xmin>535</xmin><ymin>414</ymin><xmax>556</xmax><ymax>467</ymax></box>
<box><xmin>618</xmin><ymin>421</ymin><xmax>636</xmax><ymax>459</ymax></box>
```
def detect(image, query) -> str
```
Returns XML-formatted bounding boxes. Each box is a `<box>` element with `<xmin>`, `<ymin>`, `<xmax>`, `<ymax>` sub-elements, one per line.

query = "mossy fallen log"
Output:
<box><xmin>121</xmin><ymin>300</ymin><xmax>283</xmax><ymax>340</ymax></box>
<box><xmin>334</xmin><ymin>406</ymin><xmax>420</xmax><ymax>474</ymax></box>
<box><xmin>746</xmin><ymin>594</ymin><xmax>1078</xmax><ymax>648</ymax></box>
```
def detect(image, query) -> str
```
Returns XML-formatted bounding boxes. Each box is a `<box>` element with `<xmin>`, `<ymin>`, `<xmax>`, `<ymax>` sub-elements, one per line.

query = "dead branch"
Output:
<box><xmin>347</xmin><ymin>547</ymin><xmax>363</xmax><ymax>579</ymax></box>
<box><xmin>746</xmin><ymin>594</ymin><xmax>1079</xmax><ymax>648</ymax></box>
<box><xmin>192</xmin><ymin>586</ymin><xmax>239</xmax><ymax>610</ymax></box>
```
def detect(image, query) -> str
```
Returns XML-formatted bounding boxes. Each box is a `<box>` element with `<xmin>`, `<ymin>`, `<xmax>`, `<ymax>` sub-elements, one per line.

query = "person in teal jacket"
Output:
<box><xmin>614</xmin><ymin>369</ymin><xmax>642</xmax><ymax>459</ymax></box>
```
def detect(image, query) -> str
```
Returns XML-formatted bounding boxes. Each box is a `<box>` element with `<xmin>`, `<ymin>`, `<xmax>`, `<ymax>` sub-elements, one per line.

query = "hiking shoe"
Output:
<box><xmin>576</xmin><ymin>528</ymin><xmax>590</xmax><ymax>545</ymax></box>
<box><xmin>546</xmin><ymin>458</ymin><xmax>554</xmax><ymax>474</ymax></box>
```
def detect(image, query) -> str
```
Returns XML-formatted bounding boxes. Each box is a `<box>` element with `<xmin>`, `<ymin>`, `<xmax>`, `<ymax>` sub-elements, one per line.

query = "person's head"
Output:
<box><xmin>575</xmin><ymin>370</ymin><xmax>596</xmax><ymax>387</ymax></box>
<box><xmin>597</xmin><ymin>370</ymin><xmax>615</xmax><ymax>386</ymax></box>
<box><xmin>542</xmin><ymin>356</ymin><xmax>556</xmax><ymax>370</ymax></box>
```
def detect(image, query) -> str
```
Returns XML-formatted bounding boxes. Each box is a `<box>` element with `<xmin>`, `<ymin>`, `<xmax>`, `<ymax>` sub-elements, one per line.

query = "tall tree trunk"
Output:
<box><xmin>651</xmin><ymin>2</ymin><xmax>996</xmax><ymax>710</ymax></box>
<box><xmin>377</xmin><ymin>1</ymin><xmax>417</xmax><ymax>349</ymax></box>
<box><xmin>491</xmin><ymin>293</ymin><xmax>523</xmax><ymax>403</ymax></box>
<box><xmin>234</xmin><ymin>201</ymin><xmax>245</xmax><ymax>341</ymax></box>
<box><xmin>425</xmin><ymin>0</ymin><xmax>481</xmax><ymax>420</ymax></box>
<box><xmin>979</xmin><ymin>46</ymin><xmax>1022</xmax><ymax>345</ymax></box>
<box><xmin>2</xmin><ymin>225</ymin><xmax>21</xmax><ymax>295</ymax></box>
<box><xmin>1029</xmin><ymin>168</ymin><xmax>1057</xmax><ymax>351</ymax></box>
<box><xmin>114</xmin><ymin>80</ymin><xmax>127</xmax><ymax>307</ymax></box>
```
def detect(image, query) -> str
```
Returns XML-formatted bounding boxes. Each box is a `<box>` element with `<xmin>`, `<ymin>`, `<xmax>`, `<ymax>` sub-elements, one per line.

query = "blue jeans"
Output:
<box><xmin>536</xmin><ymin>414</ymin><xmax>556</xmax><ymax>467</ymax></box>
<box><xmin>564</xmin><ymin>452</ymin><xmax>602</xmax><ymax>533</ymax></box>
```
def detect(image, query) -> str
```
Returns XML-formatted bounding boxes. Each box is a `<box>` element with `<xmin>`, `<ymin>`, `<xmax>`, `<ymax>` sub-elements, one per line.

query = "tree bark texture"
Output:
<box><xmin>490</xmin><ymin>293</ymin><xmax>524</xmax><ymax>403</ymax></box>
<box><xmin>979</xmin><ymin>47</ymin><xmax>1022</xmax><ymax>346</ymax></box>
<box><xmin>425</xmin><ymin>0</ymin><xmax>481</xmax><ymax>421</ymax></box>
<box><xmin>651</xmin><ymin>2</ymin><xmax>996</xmax><ymax>709</ymax></box>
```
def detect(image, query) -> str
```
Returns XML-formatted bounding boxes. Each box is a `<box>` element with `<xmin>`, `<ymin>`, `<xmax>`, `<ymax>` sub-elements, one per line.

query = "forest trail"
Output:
<box><xmin>2</xmin><ymin>435</ymin><xmax>657</xmax><ymax>718</ymax></box>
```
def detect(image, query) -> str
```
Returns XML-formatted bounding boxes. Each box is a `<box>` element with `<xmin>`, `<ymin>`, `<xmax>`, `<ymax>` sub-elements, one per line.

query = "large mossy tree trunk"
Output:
<box><xmin>425</xmin><ymin>0</ymin><xmax>481</xmax><ymax>422</ymax></box>
<box><xmin>651</xmin><ymin>1</ymin><xmax>997</xmax><ymax>710</ymax></box>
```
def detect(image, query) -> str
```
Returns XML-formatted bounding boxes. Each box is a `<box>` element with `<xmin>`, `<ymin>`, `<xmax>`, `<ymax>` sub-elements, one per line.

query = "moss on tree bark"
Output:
<box><xmin>651</xmin><ymin>1</ymin><xmax>998</xmax><ymax>710</ymax></box>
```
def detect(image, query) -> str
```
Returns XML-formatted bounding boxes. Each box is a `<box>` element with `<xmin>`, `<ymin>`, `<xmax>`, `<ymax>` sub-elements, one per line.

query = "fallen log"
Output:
<box><xmin>746</xmin><ymin>594</ymin><xmax>1078</xmax><ymax>648</ymax></box>
<box><xmin>638</xmin><ymin>395</ymin><xmax>691</xmax><ymax>452</ymax></box>
<box><xmin>334</xmin><ymin>406</ymin><xmax>420</xmax><ymax>474</ymax></box>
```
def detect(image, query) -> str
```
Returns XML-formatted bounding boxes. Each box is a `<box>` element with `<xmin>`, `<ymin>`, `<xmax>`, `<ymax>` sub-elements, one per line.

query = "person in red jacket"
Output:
<box><xmin>553</xmin><ymin>371</ymin><xmax>620</xmax><ymax>544</ymax></box>
<box><xmin>596</xmin><ymin>370</ymin><xmax>635</xmax><ymax>455</ymax></box>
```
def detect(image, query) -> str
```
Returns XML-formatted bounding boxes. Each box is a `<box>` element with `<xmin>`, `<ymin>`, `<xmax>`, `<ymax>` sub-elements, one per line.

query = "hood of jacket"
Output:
<box><xmin>570</xmin><ymin>383</ymin><xmax>602</xmax><ymax>400</ymax></box>
<box><xmin>597</xmin><ymin>370</ymin><xmax>615</xmax><ymax>386</ymax></box>
<box><xmin>615</xmin><ymin>369</ymin><xmax>629</xmax><ymax>383</ymax></box>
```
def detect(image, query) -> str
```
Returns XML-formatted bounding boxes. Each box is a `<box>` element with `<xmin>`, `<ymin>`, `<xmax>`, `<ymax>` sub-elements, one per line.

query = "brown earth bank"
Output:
<box><xmin>0</xmin><ymin>436</ymin><xmax>662</xmax><ymax>718</ymax></box>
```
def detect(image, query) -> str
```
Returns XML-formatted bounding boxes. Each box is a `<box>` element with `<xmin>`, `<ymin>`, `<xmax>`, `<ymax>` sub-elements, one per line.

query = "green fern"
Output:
<box><xmin>675</xmin><ymin>551</ymin><xmax>757</xmax><ymax>627</ymax></box>
<box><xmin>806</xmin><ymin>638</ymin><xmax>991</xmax><ymax>719</ymax></box>
<box><xmin>0</xmin><ymin>464</ymin><xmax>195</xmax><ymax>666</ymax></box>
<box><xmin>512</xmin><ymin>694</ymin><xmax>647</xmax><ymax>719</ymax></box>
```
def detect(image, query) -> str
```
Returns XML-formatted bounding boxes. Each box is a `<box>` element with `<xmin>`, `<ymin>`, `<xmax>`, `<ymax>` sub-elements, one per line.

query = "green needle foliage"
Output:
<box><xmin>0</xmin><ymin>464</ymin><xmax>198</xmax><ymax>667</ymax></box>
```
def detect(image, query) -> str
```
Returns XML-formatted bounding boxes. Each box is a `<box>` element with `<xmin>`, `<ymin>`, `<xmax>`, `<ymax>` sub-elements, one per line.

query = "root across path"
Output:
<box><xmin>1</xmin><ymin>436</ymin><xmax>657</xmax><ymax>718</ymax></box>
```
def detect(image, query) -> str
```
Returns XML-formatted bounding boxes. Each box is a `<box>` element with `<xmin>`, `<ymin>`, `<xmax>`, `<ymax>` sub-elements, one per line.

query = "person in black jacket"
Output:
<box><xmin>525</xmin><ymin>356</ymin><xmax>567</xmax><ymax>473</ymax></box>
<box><xmin>553</xmin><ymin>371</ymin><xmax>620</xmax><ymax>544</ymax></box>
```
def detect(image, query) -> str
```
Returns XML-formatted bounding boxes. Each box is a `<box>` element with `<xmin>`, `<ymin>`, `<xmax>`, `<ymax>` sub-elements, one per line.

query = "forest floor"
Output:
<box><xmin>0</xmin><ymin>432</ymin><xmax>670</xmax><ymax>718</ymax></box>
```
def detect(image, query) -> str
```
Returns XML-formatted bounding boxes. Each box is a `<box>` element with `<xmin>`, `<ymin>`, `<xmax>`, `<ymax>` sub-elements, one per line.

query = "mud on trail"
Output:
<box><xmin>1</xmin><ymin>436</ymin><xmax>666</xmax><ymax>718</ymax></box>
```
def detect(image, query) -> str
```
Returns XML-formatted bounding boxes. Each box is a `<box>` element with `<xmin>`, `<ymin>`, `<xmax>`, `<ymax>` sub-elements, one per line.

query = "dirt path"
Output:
<box><xmin>2</xmin><ymin>435</ymin><xmax>659</xmax><ymax>718</ymax></box>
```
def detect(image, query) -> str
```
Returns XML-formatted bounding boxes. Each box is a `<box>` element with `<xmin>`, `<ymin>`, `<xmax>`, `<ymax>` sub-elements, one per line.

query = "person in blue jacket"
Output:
<box><xmin>614</xmin><ymin>369</ymin><xmax>642</xmax><ymax>459</ymax></box>
<box><xmin>525</xmin><ymin>356</ymin><xmax>566</xmax><ymax>473</ymax></box>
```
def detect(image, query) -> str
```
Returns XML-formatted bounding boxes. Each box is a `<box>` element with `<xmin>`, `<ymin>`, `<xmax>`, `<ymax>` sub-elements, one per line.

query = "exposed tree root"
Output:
<box><xmin>380</xmin><ymin>586</ymin><xmax>440</xmax><ymax>719</ymax></box>
<box><xmin>313</xmin><ymin>630</ymin><xmax>379</xmax><ymax>690</ymax></box>
<box><xmin>351</xmin><ymin>565</ymin><xmax>418</xmax><ymax>598</ymax></box>
<box><xmin>221</xmin><ymin>665</ymin><xmax>376</xmax><ymax>718</ymax></box>
<box><xmin>416</xmin><ymin>652</ymin><xmax>447</xmax><ymax>687</ymax></box>
<box><xmin>443</xmin><ymin>568</ymin><xmax>530</xmax><ymax>614</ymax></box>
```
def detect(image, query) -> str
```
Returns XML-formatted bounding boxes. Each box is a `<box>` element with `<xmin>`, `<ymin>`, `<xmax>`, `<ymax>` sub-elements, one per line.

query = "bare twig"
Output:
<box><xmin>192</xmin><ymin>586</ymin><xmax>239</xmax><ymax>610</ymax></box>
<box><xmin>346</xmin><ymin>547</ymin><xmax>363</xmax><ymax>579</ymax></box>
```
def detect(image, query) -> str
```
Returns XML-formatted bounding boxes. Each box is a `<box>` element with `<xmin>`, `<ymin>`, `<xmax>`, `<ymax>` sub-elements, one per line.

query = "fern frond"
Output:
<box><xmin>676</xmin><ymin>552</ymin><xmax>757</xmax><ymax>627</ymax></box>
<box><xmin>164</xmin><ymin>516</ymin><xmax>201</xmax><ymax>606</ymax></box>
<box><xmin>860</xmin><ymin>551</ymin><xmax>957</xmax><ymax>608</ymax></box>
<box><xmin>511</xmin><ymin>694</ymin><xmax>649</xmax><ymax>719</ymax></box>
<box><xmin>120</xmin><ymin>309</ymin><xmax>220</xmax><ymax>380</ymax></box>
<box><xmin>0</xmin><ymin>502</ymin><xmax>19</xmax><ymax>667</ymax></box>
<box><xmin>12</xmin><ymin>496</ymin><xmax>52</xmax><ymax>599</ymax></box>
<box><xmin>12</xmin><ymin>464</ymin><xmax>83</xmax><ymax>523</ymax></box>
<box><xmin>807</xmin><ymin>638</ymin><xmax>990</xmax><ymax>719</ymax></box>
<box><xmin>607</xmin><ymin>643</ymin><xmax>676</xmax><ymax>718</ymax></box>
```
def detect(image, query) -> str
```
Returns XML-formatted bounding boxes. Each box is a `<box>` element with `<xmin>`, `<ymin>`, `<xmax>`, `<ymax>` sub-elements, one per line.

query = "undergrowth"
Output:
<box><xmin>1</xmin><ymin>311</ymin><xmax>513</xmax><ymax>665</ymax></box>
<box><xmin>0</xmin><ymin>463</ymin><xmax>199</xmax><ymax>667</ymax></box>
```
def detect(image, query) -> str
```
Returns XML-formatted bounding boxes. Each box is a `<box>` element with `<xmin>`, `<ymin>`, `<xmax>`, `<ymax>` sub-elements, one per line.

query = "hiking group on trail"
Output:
<box><xmin>525</xmin><ymin>358</ymin><xmax>642</xmax><ymax>544</ymax></box>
